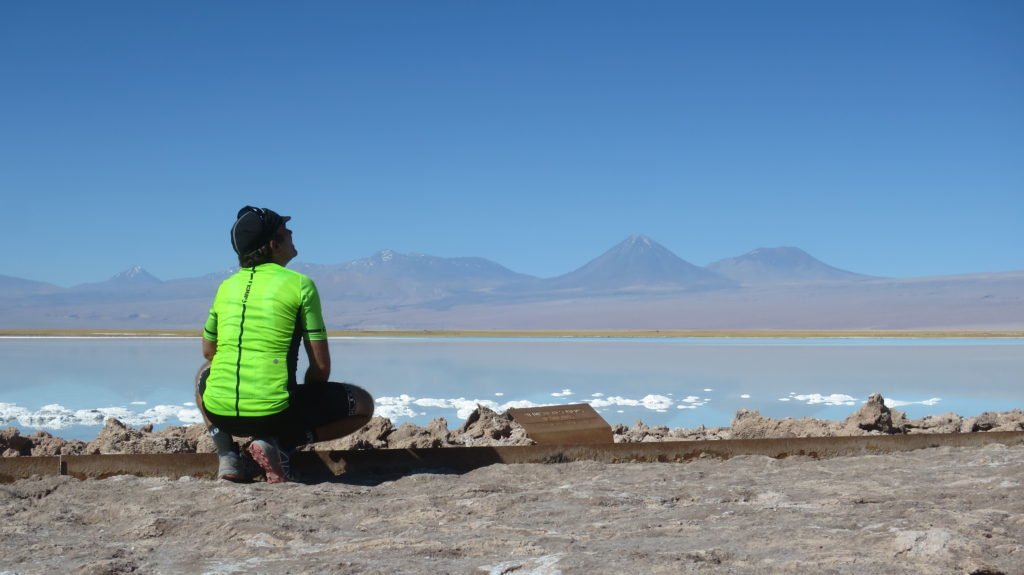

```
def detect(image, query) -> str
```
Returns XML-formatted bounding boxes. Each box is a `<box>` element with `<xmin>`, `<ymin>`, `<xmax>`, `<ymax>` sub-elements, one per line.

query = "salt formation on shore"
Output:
<box><xmin>2</xmin><ymin>393</ymin><xmax>1022</xmax><ymax>457</ymax></box>
<box><xmin>4</xmin><ymin>393</ymin><xmax>1022</xmax><ymax>575</ymax></box>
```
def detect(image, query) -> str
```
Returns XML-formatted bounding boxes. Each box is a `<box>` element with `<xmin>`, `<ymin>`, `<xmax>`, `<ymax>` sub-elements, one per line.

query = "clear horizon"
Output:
<box><xmin>3</xmin><ymin>1</ymin><xmax>1022</xmax><ymax>287</ymax></box>
<box><xmin>5</xmin><ymin>234</ymin><xmax>1024</xmax><ymax>289</ymax></box>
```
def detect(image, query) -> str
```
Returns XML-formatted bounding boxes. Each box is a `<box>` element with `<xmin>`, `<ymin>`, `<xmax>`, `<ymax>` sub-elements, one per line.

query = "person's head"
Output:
<box><xmin>231</xmin><ymin>206</ymin><xmax>298</xmax><ymax>268</ymax></box>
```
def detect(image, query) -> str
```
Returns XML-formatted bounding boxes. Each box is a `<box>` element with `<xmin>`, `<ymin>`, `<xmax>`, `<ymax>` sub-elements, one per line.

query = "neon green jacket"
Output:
<box><xmin>202</xmin><ymin>263</ymin><xmax>327</xmax><ymax>417</ymax></box>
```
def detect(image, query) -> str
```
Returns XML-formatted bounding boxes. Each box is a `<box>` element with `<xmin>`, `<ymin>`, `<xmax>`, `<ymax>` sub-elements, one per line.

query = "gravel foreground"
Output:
<box><xmin>2</xmin><ymin>395</ymin><xmax>1023</xmax><ymax>574</ymax></box>
<box><xmin>1</xmin><ymin>444</ymin><xmax>1022</xmax><ymax>574</ymax></box>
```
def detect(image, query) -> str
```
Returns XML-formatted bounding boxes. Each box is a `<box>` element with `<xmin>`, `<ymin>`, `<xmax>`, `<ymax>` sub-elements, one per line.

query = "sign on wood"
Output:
<box><xmin>507</xmin><ymin>403</ymin><xmax>614</xmax><ymax>445</ymax></box>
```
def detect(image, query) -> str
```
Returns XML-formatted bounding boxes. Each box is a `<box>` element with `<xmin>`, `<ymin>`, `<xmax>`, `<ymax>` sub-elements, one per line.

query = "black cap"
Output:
<box><xmin>231</xmin><ymin>206</ymin><xmax>291</xmax><ymax>255</ymax></box>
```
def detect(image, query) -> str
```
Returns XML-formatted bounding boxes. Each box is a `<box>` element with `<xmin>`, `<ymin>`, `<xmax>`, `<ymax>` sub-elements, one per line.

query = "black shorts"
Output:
<box><xmin>197</xmin><ymin>368</ymin><xmax>357</xmax><ymax>448</ymax></box>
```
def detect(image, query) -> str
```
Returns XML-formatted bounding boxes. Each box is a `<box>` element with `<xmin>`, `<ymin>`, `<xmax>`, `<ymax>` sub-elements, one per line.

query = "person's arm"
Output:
<box><xmin>299</xmin><ymin>275</ymin><xmax>330</xmax><ymax>384</ymax></box>
<box><xmin>304</xmin><ymin>337</ymin><xmax>331</xmax><ymax>384</ymax></box>
<box><xmin>202</xmin><ymin>338</ymin><xmax>217</xmax><ymax>361</ymax></box>
<box><xmin>202</xmin><ymin>305</ymin><xmax>218</xmax><ymax>361</ymax></box>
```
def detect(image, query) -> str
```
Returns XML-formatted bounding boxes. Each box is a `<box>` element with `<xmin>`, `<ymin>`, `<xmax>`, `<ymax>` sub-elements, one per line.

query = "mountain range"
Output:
<box><xmin>2</xmin><ymin>236</ymin><xmax>1022</xmax><ymax>330</ymax></box>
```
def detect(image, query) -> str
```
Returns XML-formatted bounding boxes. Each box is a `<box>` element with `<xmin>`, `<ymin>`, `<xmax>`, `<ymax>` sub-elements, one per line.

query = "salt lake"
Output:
<box><xmin>1</xmin><ymin>336</ymin><xmax>1021</xmax><ymax>440</ymax></box>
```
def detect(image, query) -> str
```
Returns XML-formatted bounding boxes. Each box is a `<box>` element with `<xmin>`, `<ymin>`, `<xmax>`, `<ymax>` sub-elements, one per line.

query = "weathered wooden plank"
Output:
<box><xmin>1</xmin><ymin>431</ymin><xmax>1021</xmax><ymax>483</ymax></box>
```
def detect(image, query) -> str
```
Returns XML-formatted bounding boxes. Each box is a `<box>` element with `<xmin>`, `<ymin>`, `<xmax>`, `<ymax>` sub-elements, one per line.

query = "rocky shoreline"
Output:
<box><xmin>3</xmin><ymin>393</ymin><xmax>1022</xmax><ymax>457</ymax></box>
<box><xmin>2</xmin><ymin>393</ymin><xmax>1023</xmax><ymax>574</ymax></box>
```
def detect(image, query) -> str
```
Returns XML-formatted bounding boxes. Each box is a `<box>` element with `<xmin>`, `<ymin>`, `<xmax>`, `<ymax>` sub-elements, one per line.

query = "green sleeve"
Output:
<box><xmin>300</xmin><ymin>276</ymin><xmax>328</xmax><ymax>341</ymax></box>
<box><xmin>203</xmin><ymin>307</ymin><xmax>218</xmax><ymax>342</ymax></box>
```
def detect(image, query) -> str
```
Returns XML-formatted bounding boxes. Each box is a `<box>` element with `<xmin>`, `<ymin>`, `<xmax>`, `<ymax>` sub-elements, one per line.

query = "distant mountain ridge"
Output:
<box><xmin>2</xmin><ymin>237</ymin><xmax>1022</xmax><ymax>330</ymax></box>
<box><xmin>0</xmin><ymin>240</ymin><xmax>888</xmax><ymax>295</ymax></box>
<box><xmin>293</xmin><ymin>250</ymin><xmax>533</xmax><ymax>303</ymax></box>
<box><xmin>340</xmin><ymin>250</ymin><xmax>530</xmax><ymax>283</ymax></box>
<box><xmin>708</xmin><ymin>247</ymin><xmax>872</xmax><ymax>284</ymax></box>
<box><xmin>0</xmin><ymin>274</ymin><xmax>63</xmax><ymax>298</ymax></box>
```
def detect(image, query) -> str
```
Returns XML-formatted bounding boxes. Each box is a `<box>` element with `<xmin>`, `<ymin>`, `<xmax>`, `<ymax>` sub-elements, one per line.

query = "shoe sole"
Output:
<box><xmin>218</xmin><ymin>472</ymin><xmax>248</xmax><ymax>483</ymax></box>
<box><xmin>247</xmin><ymin>442</ymin><xmax>288</xmax><ymax>484</ymax></box>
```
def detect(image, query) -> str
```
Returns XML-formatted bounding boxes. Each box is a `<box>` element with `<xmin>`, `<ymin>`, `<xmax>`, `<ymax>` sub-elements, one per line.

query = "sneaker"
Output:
<box><xmin>217</xmin><ymin>451</ymin><xmax>248</xmax><ymax>483</ymax></box>
<box><xmin>248</xmin><ymin>439</ymin><xmax>290</xmax><ymax>484</ymax></box>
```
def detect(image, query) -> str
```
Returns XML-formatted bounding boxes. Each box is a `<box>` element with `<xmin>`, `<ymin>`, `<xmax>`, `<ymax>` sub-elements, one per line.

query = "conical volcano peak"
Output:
<box><xmin>111</xmin><ymin>266</ymin><xmax>160</xmax><ymax>283</ymax></box>
<box><xmin>624</xmin><ymin>234</ymin><xmax>654</xmax><ymax>247</ymax></box>
<box><xmin>610</xmin><ymin>234</ymin><xmax>666</xmax><ymax>255</ymax></box>
<box><xmin>546</xmin><ymin>235</ymin><xmax>732</xmax><ymax>290</ymax></box>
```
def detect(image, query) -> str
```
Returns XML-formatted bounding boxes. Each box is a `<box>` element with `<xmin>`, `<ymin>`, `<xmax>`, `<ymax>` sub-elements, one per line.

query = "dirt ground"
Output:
<box><xmin>2</xmin><ymin>396</ymin><xmax>1023</xmax><ymax>574</ymax></box>
<box><xmin>1</xmin><ymin>443</ymin><xmax>1022</xmax><ymax>574</ymax></box>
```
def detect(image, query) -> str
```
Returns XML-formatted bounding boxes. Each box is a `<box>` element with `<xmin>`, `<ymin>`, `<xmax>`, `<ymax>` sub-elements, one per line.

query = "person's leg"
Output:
<box><xmin>310</xmin><ymin>384</ymin><xmax>375</xmax><ymax>442</ymax></box>
<box><xmin>283</xmin><ymin>382</ymin><xmax>375</xmax><ymax>448</ymax></box>
<box><xmin>194</xmin><ymin>362</ymin><xmax>214</xmax><ymax>428</ymax></box>
<box><xmin>195</xmin><ymin>363</ymin><xmax>246</xmax><ymax>481</ymax></box>
<box><xmin>202</xmin><ymin>408</ymin><xmax>292</xmax><ymax>484</ymax></box>
<box><xmin>202</xmin><ymin>408</ymin><xmax>296</xmax><ymax>484</ymax></box>
<box><xmin>246</xmin><ymin>438</ymin><xmax>290</xmax><ymax>484</ymax></box>
<box><xmin>199</xmin><ymin>383</ymin><xmax>374</xmax><ymax>483</ymax></box>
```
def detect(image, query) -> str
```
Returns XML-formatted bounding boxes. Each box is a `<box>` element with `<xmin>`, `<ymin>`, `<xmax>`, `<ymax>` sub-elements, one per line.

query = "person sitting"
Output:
<box><xmin>195</xmin><ymin>206</ymin><xmax>374</xmax><ymax>483</ymax></box>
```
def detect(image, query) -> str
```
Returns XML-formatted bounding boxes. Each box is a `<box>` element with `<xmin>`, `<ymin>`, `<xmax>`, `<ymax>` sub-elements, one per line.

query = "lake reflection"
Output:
<box><xmin>1</xmin><ymin>337</ymin><xmax>1021</xmax><ymax>440</ymax></box>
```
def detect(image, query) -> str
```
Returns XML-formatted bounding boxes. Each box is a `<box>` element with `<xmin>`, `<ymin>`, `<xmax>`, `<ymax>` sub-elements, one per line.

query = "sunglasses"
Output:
<box><xmin>237</xmin><ymin>206</ymin><xmax>268</xmax><ymax>224</ymax></box>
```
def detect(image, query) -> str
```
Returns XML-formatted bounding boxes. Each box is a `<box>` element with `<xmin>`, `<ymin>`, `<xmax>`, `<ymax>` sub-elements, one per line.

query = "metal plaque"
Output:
<box><xmin>507</xmin><ymin>403</ymin><xmax>614</xmax><ymax>445</ymax></box>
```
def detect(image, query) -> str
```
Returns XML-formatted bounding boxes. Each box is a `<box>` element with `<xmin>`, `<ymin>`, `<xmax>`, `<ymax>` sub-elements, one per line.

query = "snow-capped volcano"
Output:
<box><xmin>110</xmin><ymin>265</ymin><xmax>161</xmax><ymax>284</ymax></box>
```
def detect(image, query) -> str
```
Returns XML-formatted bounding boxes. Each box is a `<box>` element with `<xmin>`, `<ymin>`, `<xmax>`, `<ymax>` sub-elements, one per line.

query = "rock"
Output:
<box><xmin>730</xmin><ymin>409</ymin><xmax>840</xmax><ymax>439</ymax></box>
<box><xmin>731</xmin><ymin>409</ymin><xmax>770</xmax><ymax>439</ymax></box>
<box><xmin>29</xmin><ymin>431</ymin><xmax>88</xmax><ymax>456</ymax></box>
<box><xmin>8</xmin><ymin>401</ymin><xmax>1024</xmax><ymax>456</ymax></box>
<box><xmin>614</xmin><ymin>421</ymin><xmax>646</xmax><ymax>443</ymax></box>
<box><xmin>615</xmin><ymin>421</ymin><xmax>676</xmax><ymax>443</ymax></box>
<box><xmin>85</xmin><ymin>419</ymin><xmax>195</xmax><ymax>455</ymax></box>
<box><xmin>0</xmin><ymin>427</ymin><xmax>34</xmax><ymax>456</ymax></box>
<box><xmin>641</xmin><ymin>423</ymin><xmax>670</xmax><ymax>441</ymax></box>
<box><xmin>87</xmin><ymin>419</ymin><xmax>142</xmax><ymax>454</ymax></box>
<box><xmin>459</xmin><ymin>405</ymin><xmax>532</xmax><ymax>446</ymax></box>
<box><xmin>843</xmin><ymin>393</ymin><xmax>904</xmax><ymax>434</ymax></box>
<box><xmin>991</xmin><ymin>409</ymin><xmax>1024</xmax><ymax>432</ymax></box>
<box><xmin>305</xmin><ymin>416</ymin><xmax>395</xmax><ymax>451</ymax></box>
<box><xmin>891</xmin><ymin>409</ymin><xmax>909</xmax><ymax>431</ymax></box>
<box><xmin>669</xmin><ymin>425</ymin><xmax>728</xmax><ymax>442</ymax></box>
<box><xmin>964</xmin><ymin>411</ymin><xmax>1000</xmax><ymax>432</ymax></box>
<box><xmin>388</xmin><ymin>419</ymin><xmax>460</xmax><ymax>449</ymax></box>
<box><xmin>907</xmin><ymin>413</ymin><xmax>963</xmax><ymax>434</ymax></box>
<box><xmin>183</xmin><ymin>424</ymin><xmax>216</xmax><ymax>453</ymax></box>
<box><xmin>146</xmin><ymin>425</ymin><xmax>203</xmax><ymax>453</ymax></box>
<box><xmin>424</xmin><ymin>417</ymin><xmax>459</xmax><ymax>446</ymax></box>
<box><xmin>460</xmin><ymin>405</ymin><xmax>509</xmax><ymax>438</ymax></box>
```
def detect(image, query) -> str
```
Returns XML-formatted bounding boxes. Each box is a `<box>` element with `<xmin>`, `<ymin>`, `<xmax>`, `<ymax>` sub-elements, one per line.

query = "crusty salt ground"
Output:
<box><xmin>1</xmin><ymin>394</ymin><xmax>1022</xmax><ymax>574</ymax></box>
<box><xmin>1</xmin><ymin>444</ymin><xmax>1021</xmax><ymax>574</ymax></box>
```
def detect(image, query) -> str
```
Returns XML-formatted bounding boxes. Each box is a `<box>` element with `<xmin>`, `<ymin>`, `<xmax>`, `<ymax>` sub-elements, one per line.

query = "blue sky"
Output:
<box><xmin>2</xmin><ymin>1</ymin><xmax>1021</xmax><ymax>287</ymax></box>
